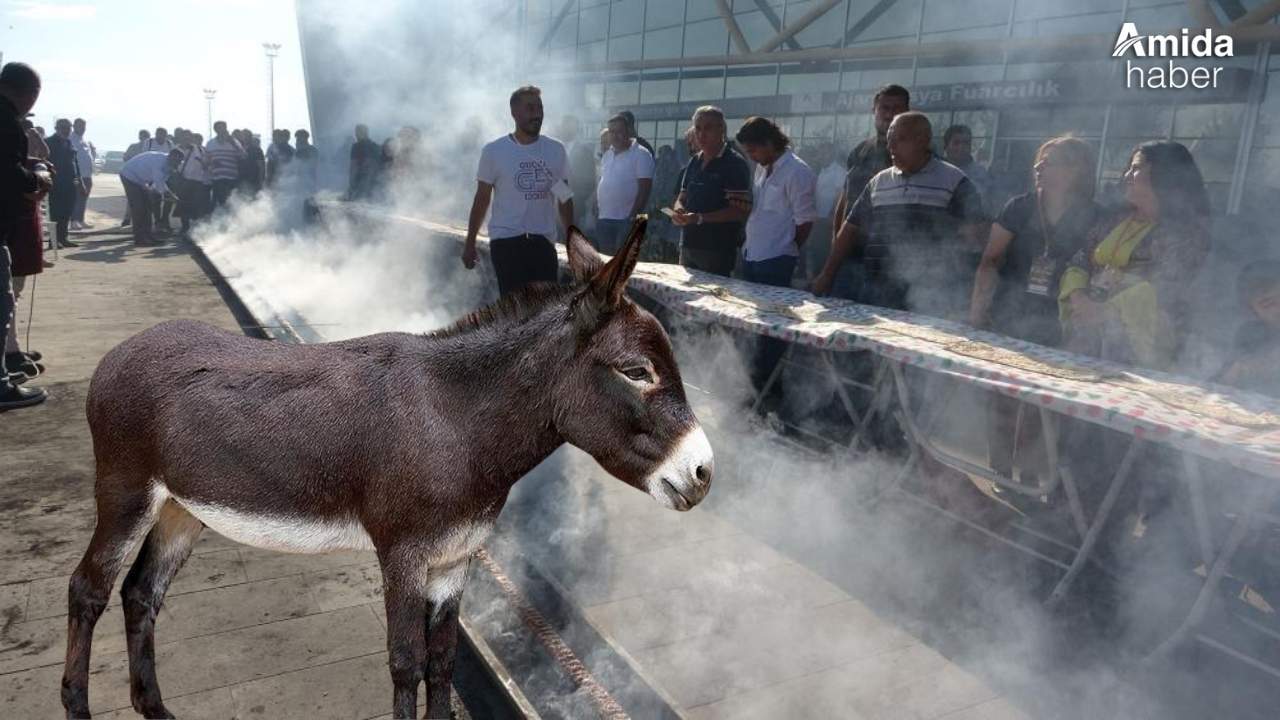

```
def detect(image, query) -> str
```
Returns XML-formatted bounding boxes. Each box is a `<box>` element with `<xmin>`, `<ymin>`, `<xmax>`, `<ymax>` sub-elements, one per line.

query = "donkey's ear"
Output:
<box><xmin>566</xmin><ymin>226</ymin><xmax>604</xmax><ymax>283</ymax></box>
<box><xmin>589</xmin><ymin>215</ymin><xmax>646</xmax><ymax>309</ymax></box>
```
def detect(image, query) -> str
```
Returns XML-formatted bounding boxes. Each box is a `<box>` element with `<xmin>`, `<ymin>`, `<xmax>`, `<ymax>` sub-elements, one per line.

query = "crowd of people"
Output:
<box><xmin>1</xmin><ymin>60</ymin><xmax>320</xmax><ymax>412</ymax></box>
<box><xmin>116</xmin><ymin>122</ymin><xmax>320</xmax><ymax>246</ymax></box>
<box><xmin>442</xmin><ymin>81</ymin><xmax>1280</xmax><ymax>575</ymax></box>
<box><xmin>442</xmin><ymin>83</ymin><xmax>1275</xmax><ymax>406</ymax></box>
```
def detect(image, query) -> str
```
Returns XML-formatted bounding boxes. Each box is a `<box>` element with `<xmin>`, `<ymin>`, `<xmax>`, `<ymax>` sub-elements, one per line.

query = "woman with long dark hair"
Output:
<box><xmin>1059</xmin><ymin>140</ymin><xmax>1210</xmax><ymax>369</ymax></box>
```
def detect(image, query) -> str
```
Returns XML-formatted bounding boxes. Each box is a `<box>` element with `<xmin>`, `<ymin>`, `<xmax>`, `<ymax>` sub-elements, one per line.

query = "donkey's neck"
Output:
<box><xmin>417</xmin><ymin>301</ymin><xmax>573</xmax><ymax>490</ymax></box>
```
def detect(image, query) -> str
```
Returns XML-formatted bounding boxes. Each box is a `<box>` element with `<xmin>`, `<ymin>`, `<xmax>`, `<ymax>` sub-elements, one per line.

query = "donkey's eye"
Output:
<box><xmin>621</xmin><ymin>367</ymin><xmax>653</xmax><ymax>383</ymax></box>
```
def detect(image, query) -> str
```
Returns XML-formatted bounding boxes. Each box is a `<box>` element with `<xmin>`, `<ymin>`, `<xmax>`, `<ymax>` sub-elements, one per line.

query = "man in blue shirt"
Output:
<box><xmin>672</xmin><ymin>106</ymin><xmax>751</xmax><ymax>277</ymax></box>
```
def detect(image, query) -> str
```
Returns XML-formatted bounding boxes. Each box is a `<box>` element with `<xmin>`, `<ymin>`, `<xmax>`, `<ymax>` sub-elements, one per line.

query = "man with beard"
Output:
<box><xmin>463</xmin><ymin>85</ymin><xmax>573</xmax><ymax>297</ymax></box>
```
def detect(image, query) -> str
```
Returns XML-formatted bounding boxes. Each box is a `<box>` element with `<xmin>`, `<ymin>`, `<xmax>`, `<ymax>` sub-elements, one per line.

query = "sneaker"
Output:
<box><xmin>58</xmin><ymin>239</ymin><xmax>80</xmax><ymax>248</ymax></box>
<box><xmin>0</xmin><ymin>384</ymin><xmax>47</xmax><ymax>411</ymax></box>
<box><xmin>80</xmin><ymin>222</ymin><xmax>95</xmax><ymax>229</ymax></box>
<box><xmin>24</xmin><ymin>350</ymin><xmax>42</xmax><ymax>362</ymax></box>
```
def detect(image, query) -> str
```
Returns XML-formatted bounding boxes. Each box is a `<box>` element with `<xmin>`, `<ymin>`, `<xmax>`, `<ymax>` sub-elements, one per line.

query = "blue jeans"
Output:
<box><xmin>594</xmin><ymin>218</ymin><xmax>630</xmax><ymax>255</ymax></box>
<box><xmin>740</xmin><ymin>254</ymin><xmax>798</xmax><ymax>396</ymax></box>
<box><xmin>1</xmin><ymin>245</ymin><xmax>13</xmax><ymax>391</ymax></box>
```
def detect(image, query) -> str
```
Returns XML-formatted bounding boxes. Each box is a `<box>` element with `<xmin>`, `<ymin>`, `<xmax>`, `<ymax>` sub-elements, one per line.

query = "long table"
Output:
<box><xmin>238</xmin><ymin>203</ymin><xmax>1280</xmax><ymax>679</ymax></box>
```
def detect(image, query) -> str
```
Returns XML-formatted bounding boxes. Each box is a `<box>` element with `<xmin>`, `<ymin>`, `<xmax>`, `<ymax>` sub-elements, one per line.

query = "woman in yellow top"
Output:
<box><xmin>1059</xmin><ymin>141</ymin><xmax>1210</xmax><ymax>369</ymax></box>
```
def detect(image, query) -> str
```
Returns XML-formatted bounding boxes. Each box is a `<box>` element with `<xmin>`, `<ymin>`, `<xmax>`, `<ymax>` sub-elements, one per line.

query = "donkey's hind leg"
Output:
<box><xmin>62</xmin><ymin>482</ymin><xmax>167</xmax><ymax>719</ymax></box>
<box><xmin>120</xmin><ymin>501</ymin><xmax>203</xmax><ymax>719</ymax></box>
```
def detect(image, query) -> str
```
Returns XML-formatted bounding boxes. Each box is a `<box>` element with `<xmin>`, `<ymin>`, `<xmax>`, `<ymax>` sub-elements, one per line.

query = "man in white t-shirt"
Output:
<box><xmin>464</xmin><ymin>85</ymin><xmax>574</xmax><ymax>297</ymax></box>
<box><xmin>594</xmin><ymin>113</ymin><xmax>654</xmax><ymax>255</ymax></box>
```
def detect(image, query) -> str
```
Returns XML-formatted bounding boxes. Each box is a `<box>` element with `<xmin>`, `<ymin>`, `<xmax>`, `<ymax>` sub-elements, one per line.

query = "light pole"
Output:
<box><xmin>203</xmin><ymin>88</ymin><xmax>217</xmax><ymax>138</ymax></box>
<box><xmin>263</xmin><ymin>42</ymin><xmax>281</xmax><ymax>137</ymax></box>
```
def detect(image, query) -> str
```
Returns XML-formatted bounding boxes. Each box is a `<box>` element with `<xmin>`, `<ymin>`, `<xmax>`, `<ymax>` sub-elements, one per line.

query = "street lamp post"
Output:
<box><xmin>263</xmin><ymin>42</ymin><xmax>281</xmax><ymax>137</ymax></box>
<box><xmin>203</xmin><ymin>88</ymin><xmax>217</xmax><ymax>138</ymax></box>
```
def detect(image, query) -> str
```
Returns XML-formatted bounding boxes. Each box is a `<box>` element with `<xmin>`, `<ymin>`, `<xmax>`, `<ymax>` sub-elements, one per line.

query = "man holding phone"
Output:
<box><xmin>671</xmin><ymin>106</ymin><xmax>750</xmax><ymax>277</ymax></box>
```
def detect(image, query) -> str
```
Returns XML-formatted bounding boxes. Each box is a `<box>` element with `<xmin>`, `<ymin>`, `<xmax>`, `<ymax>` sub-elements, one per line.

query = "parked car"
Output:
<box><xmin>102</xmin><ymin>151</ymin><xmax>125</xmax><ymax>173</ymax></box>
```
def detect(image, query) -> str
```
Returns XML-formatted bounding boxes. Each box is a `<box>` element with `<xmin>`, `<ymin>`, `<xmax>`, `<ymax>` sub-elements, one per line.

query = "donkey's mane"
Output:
<box><xmin>426</xmin><ymin>282</ymin><xmax>580</xmax><ymax>339</ymax></box>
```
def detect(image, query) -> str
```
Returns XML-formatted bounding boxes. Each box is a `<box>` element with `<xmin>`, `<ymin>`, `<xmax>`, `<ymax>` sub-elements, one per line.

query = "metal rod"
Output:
<box><xmin>756</xmin><ymin>0</ymin><xmax>842</xmax><ymax>54</ymax></box>
<box><xmin>1182</xmin><ymin>454</ymin><xmax>1217</xmax><ymax>567</ymax></box>
<box><xmin>1147</xmin><ymin>487</ymin><xmax>1272</xmax><ymax>659</ymax></box>
<box><xmin>1046</xmin><ymin>438</ymin><xmax>1144</xmax><ymax>608</ymax></box>
<box><xmin>714</xmin><ymin>0</ymin><xmax>753</xmax><ymax>55</ymax></box>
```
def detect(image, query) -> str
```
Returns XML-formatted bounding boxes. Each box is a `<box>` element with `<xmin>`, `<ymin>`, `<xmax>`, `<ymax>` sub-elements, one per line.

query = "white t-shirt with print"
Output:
<box><xmin>476</xmin><ymin>134</ymin><xmax>570</xmax><ymax>239</ymax></box>
<box><xmin>596</xmin><ymin>141</ymin><xmax>655</xmax><ymax>221</ymax></box>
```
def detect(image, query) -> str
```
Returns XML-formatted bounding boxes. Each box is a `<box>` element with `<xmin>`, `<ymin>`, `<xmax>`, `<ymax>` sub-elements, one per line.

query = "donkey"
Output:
<box><xmin>61</xmin><ymin>218</ymin><xmax>713</xmax><ymax>719</ymax></box>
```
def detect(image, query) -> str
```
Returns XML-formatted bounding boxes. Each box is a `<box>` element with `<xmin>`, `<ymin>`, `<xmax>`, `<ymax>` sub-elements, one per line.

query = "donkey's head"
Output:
<box><xmin>555</xmin><ymin>218</ymin><xmax>713</xmax><ymax>511</ymax></box>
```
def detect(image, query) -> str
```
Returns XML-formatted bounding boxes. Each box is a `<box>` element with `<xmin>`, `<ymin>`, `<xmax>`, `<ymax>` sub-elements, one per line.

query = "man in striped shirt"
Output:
<box><xmin>814</xmin><ymin>111</ymin><xmax>987</xmax><ymax>319</ymax></box>
<box><xmin>204</xmin><ymin>121</ymin><xmax>244</xmax><ymax>209</ymax></box>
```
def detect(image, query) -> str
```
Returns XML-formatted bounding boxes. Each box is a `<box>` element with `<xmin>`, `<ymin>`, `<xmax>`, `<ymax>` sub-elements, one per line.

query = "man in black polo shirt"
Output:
<box><xmin>814</xmin><ymin>111</ymin><xmax>986</xmax><ymax>319</ymax></box>
<box><xmin>672</xmin><ymin>106</ymin><xmax>751</xmax><ymax>277</ymax></box>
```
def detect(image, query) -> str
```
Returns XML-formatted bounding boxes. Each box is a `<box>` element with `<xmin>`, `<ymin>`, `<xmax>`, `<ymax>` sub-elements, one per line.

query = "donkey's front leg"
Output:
<box><xmin>381</xmin><ymin>558</ymin><xmax>430</xmax><ymax>719</ymax></box>
<box><xmin>423</xmin><ymin>560</ymin><xmax>471</xmax><ymax>720</ymax></box>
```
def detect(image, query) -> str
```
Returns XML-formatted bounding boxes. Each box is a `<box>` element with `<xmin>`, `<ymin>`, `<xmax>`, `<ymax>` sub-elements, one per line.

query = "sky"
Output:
<box><xmin>1</xmin><ymin>0</ymin><xmax>311</xmax><ymax>154</ymax></box>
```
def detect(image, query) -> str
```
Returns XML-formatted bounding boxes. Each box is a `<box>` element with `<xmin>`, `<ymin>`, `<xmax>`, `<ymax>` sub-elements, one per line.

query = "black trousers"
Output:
<box><xmin>489</xmin><ymin>235</ymin><xmax>559</xmax><ymax>297</ymax></box>
<box><xmin>680</xmin><ymin>244</ymin><xmax>736</xmax><ymax>278</ymax></box>
<box><xmin>122</xmin><ymin>178</ymin><xmax>154</xmax><ymax>243</ymax></box>
<box><xmin>211</xmin><ymin>179</ymin><xmax>236</xmax><ymax>208</ymax></box>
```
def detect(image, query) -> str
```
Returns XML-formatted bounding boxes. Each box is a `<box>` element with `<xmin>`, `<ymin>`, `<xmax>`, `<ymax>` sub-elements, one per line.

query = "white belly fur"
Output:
<box><xmin>172</xmin><ymin>495</ymin><xmax>376</xmax><ymax>554</ymax></box>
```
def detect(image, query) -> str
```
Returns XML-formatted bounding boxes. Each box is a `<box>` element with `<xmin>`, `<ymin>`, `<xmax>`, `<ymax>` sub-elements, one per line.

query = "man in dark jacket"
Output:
<box><xmin>0</xmin><ymin>62</ymin><xmax>50</xmax><ymax>410</ymax></box>
<box><xmin>46</xmin><ymin>117</ymin><xmax>82</xmax><ymax>249</ymax></box>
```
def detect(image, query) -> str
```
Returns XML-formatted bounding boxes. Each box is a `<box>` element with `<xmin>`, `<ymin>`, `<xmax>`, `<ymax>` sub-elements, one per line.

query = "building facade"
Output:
<box><xmin>510</xmin><ymin>0</ymin><xmax>1280</xmax><ymax>221</ymax></box>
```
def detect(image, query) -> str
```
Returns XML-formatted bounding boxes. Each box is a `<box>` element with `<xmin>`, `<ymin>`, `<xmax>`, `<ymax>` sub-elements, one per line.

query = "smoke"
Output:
<box><xmin>181</xmin><ymin>2</ymin><xmax>1280</xmax><ymax>718</ymax></box>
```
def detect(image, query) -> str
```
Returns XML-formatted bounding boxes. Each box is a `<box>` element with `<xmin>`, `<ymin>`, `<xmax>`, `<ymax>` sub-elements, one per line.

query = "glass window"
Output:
<box><xmin>579</xmin><ymin>5</ymin><xmax>610</xmax><ymax>43</ymax></box>
<box><xmin>680</xmin><ymin>71</ymin><xmax>726</xmax><ymax>101</ymax></box>
<box><xmin>803</xmin><ymin>115</ymin><xmax>836</xmax><ymax>139</ymax></box>
<box><xmin>1173</xmin><ymin>104</ymin><xmax>1246</xmax><ymax>139</ymax></box>
<box><xmin>549</xmin><ymin>14</ymin><xmax>578</xmax><ymax>48</ymax></box>
<box><xmin>1178</xmin><ymin>138</ymin><xmax>1237</xmax><ymax>184</ymax></box>
<box><xmin>684</xmin><ymin>18</ymin><xmax>729</xmax><ymax>57</ymax></box>
<box><xmin>584</xmin><ymin>82</ymin><xmax>606</xmax><ymax>109</ymax></box>
<box><xmin>778</xmin><ymin>70</ymin><xmax>837</xmax><ymax>95</ymax></box>
<box><xmin>921</xmin><ymin>0</ymin><xmax>1010</xmax><ymax>33</ymax></box>
<box><xmin>647</xmin><ymin>0</ymin><xmax>687</xmax><ymax>29</ymax></box>
<box><xmin>847</xmin><ymin>0</ymin><xmax>920</xmax><ymax>43</ymax></box>
<box><xmin>609</xmin><ymin>33</ymin><xmax>643</xmax><ymax>61</ymax></box>
<box><xmin>637</xmin><ymin>121</ymin><xmax>658</xmax><ymax>140</ymax></box>
<box><xmin>726</xmin><ymin>66</ymin><xmax>778</xmax><ymax>98</ymax></box>
<box><xmin>792</xmin><ymin>0</ymin><xmax>848</xmax><ymax>46</ymax></box>
<box><xmin>836</xmin><ymin>113</ymin><xmax>873</xmax><ymax>144</ymax></box>
<box><xmin>999</xmin><ymin>108</ymin><xmax>1053</xmax><ymax>138</ymax></box>
<box><xmin>1108</xmin><ymin>105</ymin><xmax>1173</xmax><ymax>138</ymax></box>
<box><xmin>733</xmin><ymin>11</ymin><xmax>777</xmax><ymax>49</ymax></box>
<box><xmin>609</xmin><ymin>0</ymin><xmax>645</xmax><ymax>35</ymax></box>
<box><xmin>1049</xmin><ymin>105</ymin><xmax>1105</xmax><ymax>136</ymax></box>
<box><xmin>641</xmin><ymin>77</ymin><xmax>680</xmax><ymax>104</ymax></box>
<box><xmin>644</xmin><ymin>26</ymin><xmax>684</xmax><ymax>60</ymax></box>
<box><xmin>607</xmin><ymin>80</ymin><xmax>641</xmax><ymax>107</ymax></box>
<box><xmin>578</xmin><ymin>40</ymin><xmax>608</xmax><ymax>65</ymax></box>
<box><xmin>686</xmin><ymin>0</ymin><xmax>720</xmax><ymax>22</ymax></box>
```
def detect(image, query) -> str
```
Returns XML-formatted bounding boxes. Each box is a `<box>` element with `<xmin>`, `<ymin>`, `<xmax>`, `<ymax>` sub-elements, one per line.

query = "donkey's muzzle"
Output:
<box><xmin>646</xmin><ymin>425</ymin><xmax>714</xmax><ymax>512</ymax></box>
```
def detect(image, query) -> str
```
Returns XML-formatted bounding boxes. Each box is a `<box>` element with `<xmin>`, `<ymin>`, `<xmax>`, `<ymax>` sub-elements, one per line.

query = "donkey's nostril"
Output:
<box><xmin>695</xmin><ymin>464</ymin><xmax>711</xmax><ymax>483</ymax></box>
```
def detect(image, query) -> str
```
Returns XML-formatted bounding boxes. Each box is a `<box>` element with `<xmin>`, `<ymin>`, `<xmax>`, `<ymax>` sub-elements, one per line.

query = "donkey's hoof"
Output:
<box><xmin>135</xmin><ymin>704</ymin><xmax>174</xmax><ymax>719</ymax></box>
